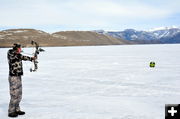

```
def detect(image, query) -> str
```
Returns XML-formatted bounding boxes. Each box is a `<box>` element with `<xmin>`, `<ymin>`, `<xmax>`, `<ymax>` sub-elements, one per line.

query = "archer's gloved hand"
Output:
<box><xmin>31</xmin><ymin>57</ymin><xmax>37</xmax><ymax>61</ymax></box>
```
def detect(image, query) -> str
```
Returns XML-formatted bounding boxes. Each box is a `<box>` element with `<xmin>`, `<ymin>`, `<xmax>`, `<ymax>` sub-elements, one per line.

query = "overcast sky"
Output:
<box><xmin>0</xmin><ymin>0</ymin><xmax>179</xmax><ymax>32</ymax></box>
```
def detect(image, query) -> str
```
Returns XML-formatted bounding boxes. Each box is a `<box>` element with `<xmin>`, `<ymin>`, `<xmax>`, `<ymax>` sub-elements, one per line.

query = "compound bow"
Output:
<box><xmin>30</xmin><ymin>41</ymin><xmax>45</xmax><ymax>72</ymax></box>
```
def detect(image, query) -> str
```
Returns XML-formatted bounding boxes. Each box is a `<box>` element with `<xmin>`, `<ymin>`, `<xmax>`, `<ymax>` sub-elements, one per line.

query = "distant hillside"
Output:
<box><xmin>0</xmin><ymin>29</ymin><xmax>51</xmax><ymax>47</ymax></box>
<box><xmin>51</xmin><ymin>31</ymin><xmax>130</xmax><ymax>46</ymax></box>
<box><xmin>95</xmin><ymin>27</ymin><xmax>180</xmax><ymax>44</ymax></box>
<box><xmin>0</xmin><ymin>29</ymin><xmax>130</xmax><ymax>47</ymax></box>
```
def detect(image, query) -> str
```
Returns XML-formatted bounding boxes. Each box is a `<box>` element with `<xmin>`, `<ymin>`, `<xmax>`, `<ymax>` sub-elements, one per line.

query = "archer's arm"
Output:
<box><xmin>19</xmin><ymin>54</ymin><xmax>33</xmax><ymax>61</ymax></box>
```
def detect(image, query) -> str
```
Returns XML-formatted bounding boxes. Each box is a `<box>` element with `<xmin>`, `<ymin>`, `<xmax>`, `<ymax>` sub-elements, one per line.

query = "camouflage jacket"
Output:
<box><xmin>7</xmin><ymin>49</ymin><xmax>32</xmax><ymax>76</ymax></box>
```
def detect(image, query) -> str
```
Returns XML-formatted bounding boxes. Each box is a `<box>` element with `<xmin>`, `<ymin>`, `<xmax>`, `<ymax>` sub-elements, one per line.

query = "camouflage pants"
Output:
<box><xmin>8</xmin><ymin>76</ymin><xmax>22</xmax><ymax>113</ymax></box>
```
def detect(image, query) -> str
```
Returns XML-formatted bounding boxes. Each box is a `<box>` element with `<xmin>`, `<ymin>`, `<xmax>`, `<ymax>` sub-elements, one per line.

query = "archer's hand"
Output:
<box><xmin>31</xmin><ymin>57</ymin><xmax>37</xmax><ymax>61</ymax></box>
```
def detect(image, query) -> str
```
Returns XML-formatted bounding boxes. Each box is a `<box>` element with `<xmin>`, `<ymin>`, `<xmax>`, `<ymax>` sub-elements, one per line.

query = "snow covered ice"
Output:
<box><xmin>0</xmin><ymin>44</ymin><xmax>180</xmax><ymax>119</ymax></box>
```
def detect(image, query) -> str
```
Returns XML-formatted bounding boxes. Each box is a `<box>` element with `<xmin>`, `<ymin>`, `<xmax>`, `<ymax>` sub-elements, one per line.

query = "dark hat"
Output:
<box><xmin>13</xmin><ymin>43</ymin><xmax>21</xmax><ymax>50</ymax></box>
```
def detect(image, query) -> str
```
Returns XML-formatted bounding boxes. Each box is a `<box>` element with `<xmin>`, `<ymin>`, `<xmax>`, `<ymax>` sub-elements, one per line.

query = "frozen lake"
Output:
<box><xmin>0</xmin><ymin>44</ymin><xmax>180</xmax><ymax>119</ymax></box>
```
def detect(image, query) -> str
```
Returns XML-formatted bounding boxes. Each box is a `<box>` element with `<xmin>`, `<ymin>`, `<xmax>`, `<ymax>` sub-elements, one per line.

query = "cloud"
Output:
<box><xmin>0</xmin><ymin>0</ymin><xmax>179</xmax><ymax>31</ymax></box>
<box><xmin>68</xmin><ymin>0</ymin><xmax>172</xmax><ymax>18</ymax></box>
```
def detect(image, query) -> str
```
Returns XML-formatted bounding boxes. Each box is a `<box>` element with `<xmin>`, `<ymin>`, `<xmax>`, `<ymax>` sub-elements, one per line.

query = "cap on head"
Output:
<box><xmin>13</xmin><ymin>43</ymin><xmax>21</xmax><ymax>50</ymax></box>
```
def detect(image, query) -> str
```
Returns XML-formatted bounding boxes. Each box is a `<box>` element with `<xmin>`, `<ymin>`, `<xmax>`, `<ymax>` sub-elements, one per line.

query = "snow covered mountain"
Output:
<box><xmin>95</xmin><ymin>27</ymin><xmax>180</xmax><ymax>44</ymax></box>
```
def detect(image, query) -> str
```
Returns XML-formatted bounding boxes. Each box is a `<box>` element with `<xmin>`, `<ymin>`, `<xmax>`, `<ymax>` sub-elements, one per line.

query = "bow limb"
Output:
<box><xmin>30</xmin><ymin>41</ymin><xmax>39</xmax><ymax>72</ymax></box>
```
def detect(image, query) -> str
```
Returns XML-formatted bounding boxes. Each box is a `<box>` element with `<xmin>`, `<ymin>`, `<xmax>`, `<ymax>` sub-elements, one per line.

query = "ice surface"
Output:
<box><xmin>0</xmin><ymin>44</ymin><xmax>180</xmax><ymax>119</ymax></box>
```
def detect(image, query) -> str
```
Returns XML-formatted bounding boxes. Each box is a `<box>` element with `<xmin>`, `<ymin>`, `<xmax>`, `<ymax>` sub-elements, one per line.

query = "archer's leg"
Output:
<box><xmin>15</xmin><ymin>76</ymin><xmax>22</xmax><ymax>112</ymax></box>
<box><xmin>8</xmin><ymin>76</ymin><xmax>19</xmax><ymax>117</ymax></box>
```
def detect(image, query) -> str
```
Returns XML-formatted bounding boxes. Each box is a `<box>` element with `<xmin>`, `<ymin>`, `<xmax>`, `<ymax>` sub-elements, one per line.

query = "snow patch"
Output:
<box><xmin>130</xmin><ymin>34</ymin><xmax>138</xmax><ymax>40</ymax></box>
<box><xmin>52</xmin><ymin>34</ymin><xmax>67</xmax><ymax>39</ymax></box>
<box><xmin>37</xmin><ymin>30</ymin><xmax>46</xmax><ymax>34</ymax></box>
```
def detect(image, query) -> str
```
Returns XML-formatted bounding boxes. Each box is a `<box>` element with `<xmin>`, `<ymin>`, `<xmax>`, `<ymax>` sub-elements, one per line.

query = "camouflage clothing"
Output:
<box><xmin>7</xmin><ymin>49</ymin><xmax>32</xmax><ymax>76</ymax></box>
<box><xmin>7</xmin><ymin>48</ymin><xmax>32</xmax><ymax>114</ymax></box>
<box><xmin>8</xmin><ymin>76</ymin><xmax>22</xmax><ymax>113</ymax></box>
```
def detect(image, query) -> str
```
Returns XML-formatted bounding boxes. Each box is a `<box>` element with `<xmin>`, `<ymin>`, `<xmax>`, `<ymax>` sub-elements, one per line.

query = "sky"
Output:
<box><xmin>0</xmin><ymin>0</ymin><xmax>180</xmax><ymax>32</ymax></box>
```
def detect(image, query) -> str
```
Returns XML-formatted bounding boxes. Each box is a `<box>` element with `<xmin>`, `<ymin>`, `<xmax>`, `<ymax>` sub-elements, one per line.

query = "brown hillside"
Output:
<box><xmin>0</xmin><ymin>29</ymin><xmax>51</xmax><ymax>47</ymax></box>
<box><xmin>0</xmin><ymin>29</ymin><xmax>131</xmax><ymax>47</ymax></box>
<box><xmin>51</xmin><ymin>31</ymin><xmax>130</xmax><ymax>46</ymax></box>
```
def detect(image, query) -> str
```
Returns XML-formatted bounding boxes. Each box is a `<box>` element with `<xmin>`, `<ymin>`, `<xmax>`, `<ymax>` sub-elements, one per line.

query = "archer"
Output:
<box><xmin>7</xmin><ymin>43</ymin><xmax>36</xmax><ymax>117</ymax></box>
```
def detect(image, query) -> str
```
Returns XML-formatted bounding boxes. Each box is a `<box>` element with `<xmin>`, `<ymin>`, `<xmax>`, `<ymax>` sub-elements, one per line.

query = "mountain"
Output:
<box><xmin>51</xmin><ymin>31</ymin><xmax>130</xmax><ymax>46</ymax></box>
<box><xmin>95</xmin><ymin>27</ymin><xmax>180</xmax><ymax>44</ymax></box>
<box><xmin>0</xmin><ymin>29</ymin><xmax>51</xmax><ymax>47</ymax></box>
<box><xmin>0</xmin><ymin>29</ymin><xmax>131</xmax><ymax>47</ymax></box>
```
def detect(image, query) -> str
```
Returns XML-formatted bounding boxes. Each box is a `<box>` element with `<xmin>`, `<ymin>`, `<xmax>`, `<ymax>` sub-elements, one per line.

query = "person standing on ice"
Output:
<box><xmin>7</xmin><ymin>43</ymin><xmax>35</xmax><ymax>117</ymax></box>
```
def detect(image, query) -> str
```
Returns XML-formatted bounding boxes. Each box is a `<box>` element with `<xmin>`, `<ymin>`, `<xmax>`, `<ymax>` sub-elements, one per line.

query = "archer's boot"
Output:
<box><xmin>8</xmin><ymin>112</ymin><xmax>18</xmax><ymax>117</ymax></box>
<box><xmin>16</xmin><ymin>110</ymin><xmax>25</xmax><ymax>115</ymax></box>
